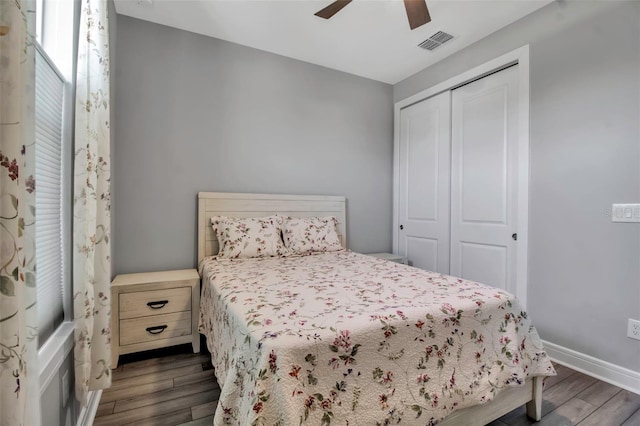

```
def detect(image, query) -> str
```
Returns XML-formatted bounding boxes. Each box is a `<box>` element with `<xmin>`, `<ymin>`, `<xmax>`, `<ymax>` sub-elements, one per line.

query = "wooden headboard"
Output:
<box><xmin>198</xmin><ymin>192</ymin><xmax>347</xmax><ymax>263</ymax></box>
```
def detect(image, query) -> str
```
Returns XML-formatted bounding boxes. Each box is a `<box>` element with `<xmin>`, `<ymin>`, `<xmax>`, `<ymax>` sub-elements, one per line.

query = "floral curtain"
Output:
<box><xmin>0</xmin><ymin>0</ymin><xmax>40</xmax><ymax>424</ymax></box>
<box><xmin>73</xmin><ymin>0</ymin><xmax>112</xmax><ymax>405</ymax></box>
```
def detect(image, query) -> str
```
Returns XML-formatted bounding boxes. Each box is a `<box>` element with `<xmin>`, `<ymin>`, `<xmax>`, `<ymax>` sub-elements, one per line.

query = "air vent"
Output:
<box><xmin>418</xmin><ymin>31</ymin><xmax>454</xmax><ymax>51</ymax></box>
<box><xmin>418</xmin><ymin>38</ymin><xmax>441</xmax><ymax>51</ymax></box>
<box><xmin>430</xmin><ymin>31</ymin><xmax>453</xmax><ymax>44</ymax></box>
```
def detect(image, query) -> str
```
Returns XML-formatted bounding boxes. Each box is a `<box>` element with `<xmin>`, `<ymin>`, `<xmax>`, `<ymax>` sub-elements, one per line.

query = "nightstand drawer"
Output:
<box><xmin>120</xmin><ymin>311</ymin><xmax>192</xmax><ymax>346</ymax></box>
<box><xmin>119</xmin><ymin>287</ymin><xmax>191</xmax><ymax>319</ymax></box>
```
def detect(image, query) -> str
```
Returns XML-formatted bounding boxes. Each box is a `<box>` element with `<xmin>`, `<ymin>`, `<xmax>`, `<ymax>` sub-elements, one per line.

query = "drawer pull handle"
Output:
<box><xmin>146</xmin><ymin>300</ymin><xmax>169</xmax><ymax>309</ymax></box>
<box><xmin>146</xmin><ymin>325</ymin><xmax>168</xmax><ymax>335</ymax></box>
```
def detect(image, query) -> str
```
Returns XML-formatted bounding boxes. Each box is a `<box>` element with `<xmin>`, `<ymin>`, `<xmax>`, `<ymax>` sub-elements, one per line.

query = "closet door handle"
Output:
<box><xmin>400</xmin><ymin>224</ymin><xmax>404</xmax><ymax>230</ymax></box>
<box><xmin>145</xmin><ymin>325</ymin><xmax>168</xmax><ymax>335</ymax></box>
<box><xmin>147</xmin><ymin>300</ymin><xmax>169</xmax><ymax>310</ymax></box>
<box><xmin>512</xmin><ymin>233</ymin><xmax>517</xmax><ymax>241</ymax></box>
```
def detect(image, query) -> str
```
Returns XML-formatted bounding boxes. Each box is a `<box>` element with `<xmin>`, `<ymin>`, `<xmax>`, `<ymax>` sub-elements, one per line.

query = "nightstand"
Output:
<box><xmin>365</xmin><ymin>252</ymin><xmax>409</xmax><ymax>265</ymax></box>
<box><xmin>110</xmin><ymin>269</ymin><xmax>200</xmax><ymax>368</ymax></box>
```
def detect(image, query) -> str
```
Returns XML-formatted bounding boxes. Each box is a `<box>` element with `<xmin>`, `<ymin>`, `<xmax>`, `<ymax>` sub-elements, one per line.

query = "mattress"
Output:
<box><xmin>198</xmin><ymin>251</ymin><xmax>555</xmax><ymax>425</ymax></box>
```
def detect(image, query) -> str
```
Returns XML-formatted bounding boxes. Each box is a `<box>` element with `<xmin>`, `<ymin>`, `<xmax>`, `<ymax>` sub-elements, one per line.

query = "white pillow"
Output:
<box><xmin>211</xmin><ymin>215</ymin><xmax>288</xmax><ymax>259</ymax></box>
<box><xmin>282</xmin><ymin>216</ymin><xmax>343</xmax><ymax>255</ymax></box>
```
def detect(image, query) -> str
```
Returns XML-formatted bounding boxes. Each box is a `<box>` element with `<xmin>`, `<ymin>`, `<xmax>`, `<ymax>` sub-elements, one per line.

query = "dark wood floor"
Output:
<box><xmin>95</xmin><ymin>344</ymin><xmax>640</xmax><ymax>426</ymax></box>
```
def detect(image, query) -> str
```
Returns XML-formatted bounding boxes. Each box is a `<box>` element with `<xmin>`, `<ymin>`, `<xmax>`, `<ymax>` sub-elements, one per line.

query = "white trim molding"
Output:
<box><xmin>39</xmin><ymin>321</ymin><xmax>74</xmax><ymax>393</ymax></box>
<box><xmin>543</xmin><ymin>340</ymin><xmax>640</xmax><ymax>395</ymax></box>
<box><xmin>393</xmin><ymin>45</ymin><xmax>530</xmax><ymax>309</ymax></box>
<box><xmin>76</xmin><ymin>389</ymin><xmax>102</xmax><ymax>426</ymax></box>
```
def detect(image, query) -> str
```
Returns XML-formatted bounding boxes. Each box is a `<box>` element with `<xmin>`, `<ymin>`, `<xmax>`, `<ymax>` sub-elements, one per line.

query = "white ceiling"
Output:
<box><xmin>114</xmin><ymin>0</ymin><xmax>552</xmax><ymax>84</ymax></box>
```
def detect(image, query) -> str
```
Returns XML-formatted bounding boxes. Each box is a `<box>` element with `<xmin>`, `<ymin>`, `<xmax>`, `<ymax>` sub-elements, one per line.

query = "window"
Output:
<box><xmin>34</xmin><ymin>0</ymin><xmax>74</xmax><ymax>347</ymax></box>
<box><xmin>35</xmin><ymin>0</ymin><xmax>43</xmax><ymax>44</ymax></box>
<box><xmin>35</xmin><ymin>46</ymin><xmax>67</xmax><ymax>345</ymax></box>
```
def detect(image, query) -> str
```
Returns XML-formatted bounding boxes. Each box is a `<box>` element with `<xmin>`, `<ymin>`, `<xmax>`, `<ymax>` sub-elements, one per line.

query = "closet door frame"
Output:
<box><xmin>392</xmin><ymin>45</ymin><xmax>531</xmax><ymax>309</ymax></box>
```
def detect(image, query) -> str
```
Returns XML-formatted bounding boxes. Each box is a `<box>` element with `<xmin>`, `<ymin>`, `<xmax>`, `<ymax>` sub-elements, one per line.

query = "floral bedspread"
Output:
<box><xmin>199</xmin><ymin>251</ymin><xmax>555</xmax><ymax>425</ymax></box>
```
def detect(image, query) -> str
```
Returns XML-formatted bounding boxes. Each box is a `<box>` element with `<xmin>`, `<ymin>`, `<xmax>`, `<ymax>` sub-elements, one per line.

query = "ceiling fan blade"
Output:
<box><xmin>314</xmin><ymin>0</ymin><xmax>353</xmax><ymax>19</ymax></box>
<box><xmin>403</xmin><ymin>0</ymin><xmax>431</xmax><ymax>30</ymax></box>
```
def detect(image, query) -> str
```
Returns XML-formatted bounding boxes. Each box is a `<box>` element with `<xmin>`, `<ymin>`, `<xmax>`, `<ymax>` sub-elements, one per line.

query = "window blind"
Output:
<box><xmin>35</xmin><ymin>46</ymin><xmax>66</xmax><ymax>344</ymax></box>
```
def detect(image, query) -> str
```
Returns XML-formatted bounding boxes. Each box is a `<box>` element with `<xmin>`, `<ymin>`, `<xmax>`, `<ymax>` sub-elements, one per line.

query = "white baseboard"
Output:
<box><xmin>542</xmin><ymin>340</ymin><xmax>640</xmax><ymax>395</ymax></box>
<box><xmin>76</xmin><ymin>389</ymin><xmax>102</xmax><ymax>426</ymax></box>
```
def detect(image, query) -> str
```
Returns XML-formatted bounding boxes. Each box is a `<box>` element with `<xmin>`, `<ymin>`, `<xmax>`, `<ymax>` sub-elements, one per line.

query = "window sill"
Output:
<box><xmin>39</xmin><ymin>321</ymin><xmax>74</xmax><ymax>393</ymax></box>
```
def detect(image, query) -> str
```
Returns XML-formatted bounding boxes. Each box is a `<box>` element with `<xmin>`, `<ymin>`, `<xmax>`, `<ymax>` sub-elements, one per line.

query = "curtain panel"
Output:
<box><xmin>73</xmin><ymin>0</ymin><xmax>112</xmax><ymax>405</ymax></box>
<box><xmin>0</xmin><ymin>0</ymin><xmax>40</xmax><ymax>424</ymax></box>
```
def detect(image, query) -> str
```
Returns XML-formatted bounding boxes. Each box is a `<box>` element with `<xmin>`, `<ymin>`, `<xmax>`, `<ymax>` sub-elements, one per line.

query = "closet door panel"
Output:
<box><xmin>404</xmin><ymin>237</ymin><xmax>438</xmax><ymax>272</ymax></box>
<box><xmin>406</xmin><ymin>124</ymin><xmax>438</xmax><ymax>221</ymax></box>
<box><xmin>398</xmin><ymin>91</ymin><xmax>451</xmax><ymax>274</ymax></box>
<box><xmin>459</xmin><ymin>87</ymin><xmax>508</xmax><ymax>224</ymax></box>
<box><xmin>450</xmin><ymin>65</ymin><xmax>519</xmax><ymax>292</ymax></box>
<box><xmin>460</xmin><ymin>242</ymin><xmax>507</xmax><ymax>289</ymax></box>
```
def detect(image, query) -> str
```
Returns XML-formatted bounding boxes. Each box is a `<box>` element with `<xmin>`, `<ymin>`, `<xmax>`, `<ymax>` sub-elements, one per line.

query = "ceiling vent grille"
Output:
<box><xmin>418</xmin><ymin>31</ymin><xmax>454</xmax><ymax>51</ymax></box>
<box><xmin>430</xmin><ymin>31</ymin><xmax>453</xmax><ymax>44</ymax></box>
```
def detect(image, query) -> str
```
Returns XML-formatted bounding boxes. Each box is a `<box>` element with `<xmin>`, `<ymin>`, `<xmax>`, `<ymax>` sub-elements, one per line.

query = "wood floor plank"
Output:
<box><xmin>114</xmin><ymin>379</ymin><xmax>220</xmax><ymax>413</ymax></box>
<box><xmin>173</xmin><ymin>368</ymin><xmax>216</xmax><ymax>387</ymax></box>
<box><xmin>112</xmin><ymin>354</ymin><xmax>210</xmax><ymax>380</ymax></box>
<box><xmin>621</xmin><ymin>408</ymin><xmax>640</xmax><ymax>426</ymax></box>
<box><xmin>544</xmin><ymin>363</ymin><xmax>578</xmax><ymax>390</ymax></box>
<box><xmin>96</xmin><ymin>401</ymin><xmax>115</xmax><ymax>417</ymax></box>
<box><xmin>101</xmin><ymin>378</ymin><xmax>174</xmax><ymax>403</ymax></box>
<box><xmin>94</xmin><ymin>390</ymin><xmax>219</xmax><ymax>426</ymax></box>
<box><xmin>485</xmin><ymin>420</ymin><xmax>509</xmax><ymax>426</ymax></box>
<box><xmin>122</xmin><ymin>352</ymin><xmax>202</xmax><ymax>370</ymax></box>
<box><xmin>537</xmin><ymin>397</ymin><xmax>597</xmax><ymax>426</ymax></box>
<box><xmin>497</xmin><ymin>405</ymin><xmax>533</xmax><ymax>426</ymax></box>
<box><xmin>575</xmin><ymin>380</ymin><xmax>622</xmax><ymax>407</ymax></box>
<box><xmin>191</xmin><ymin>400</ymin><xmax>217</xmax><ymax>420</ymax></box>
<box><xmin>578</xmin><ymin>391</ymin><xmax>640</xmax><ymax>426</ymax></box>
<box><xmin>541</xmin><ymin>371</ymin><xmax>597</xmax><ymax>417</ymax></box>
<box><xmin>127</xmin><ymin>408</ymin><xmax>193</xmax><ymax>426</ymax></box>
<box><xmin>108</xmin><ymin>364</ymin><xmax>204</xmax><ymax>391</ymax></box>
<box><xmin>176</xmin><ymin>415</ymin><xmax>215</xmax><ymax>426</ymax></box>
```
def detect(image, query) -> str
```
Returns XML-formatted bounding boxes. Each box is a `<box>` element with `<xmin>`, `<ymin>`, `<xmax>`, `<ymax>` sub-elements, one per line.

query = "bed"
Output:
<box><xmin>197</xmin><ymin>192</ymin><xmax>555</xmax><ymax>425</ymax></box>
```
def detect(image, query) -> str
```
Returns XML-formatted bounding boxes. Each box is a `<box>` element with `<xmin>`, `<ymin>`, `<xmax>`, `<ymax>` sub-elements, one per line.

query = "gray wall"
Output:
<box><xmin>113</xmin><ymin>16</ymin><xmax>393</xmax><ymax>274</ymax></box>
<box><xmin>395</xmin><ymin>1</ymin><xmax>640</xmax><ymax>372</ymax></box>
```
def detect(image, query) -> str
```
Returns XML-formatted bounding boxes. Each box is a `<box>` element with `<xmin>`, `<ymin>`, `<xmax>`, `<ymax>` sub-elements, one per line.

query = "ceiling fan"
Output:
<box><xmin>314</xmin><ymin>0</ymin><xmax>431</xmax><ymax>30</ymax></box>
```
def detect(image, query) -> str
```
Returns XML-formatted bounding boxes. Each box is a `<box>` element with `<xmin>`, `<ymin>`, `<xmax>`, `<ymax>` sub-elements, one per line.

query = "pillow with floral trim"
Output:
<box><xmin>282</xmin><ymin>216</ymin><xmax>343</xmax><ymax>255</ymax></box>
<box><xmin>211</xmin><ymin>215</ymin><xmax>288</xmax><ymax>259</ymax></box>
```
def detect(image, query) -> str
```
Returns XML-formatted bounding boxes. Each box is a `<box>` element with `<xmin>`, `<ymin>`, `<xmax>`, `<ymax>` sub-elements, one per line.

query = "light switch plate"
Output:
<box><xmin>611</xmin><ymin>204</ymin><xmax>640</xmax><ymax>223</ymax></box>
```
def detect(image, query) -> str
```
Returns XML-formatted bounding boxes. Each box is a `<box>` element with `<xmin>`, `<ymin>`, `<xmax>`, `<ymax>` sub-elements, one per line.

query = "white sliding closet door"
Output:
<box><xmin>398</xmin><ymin>91</ymin><xmax>451</xmax><ymax>273</ymax></box>
<box><xmin>450</xmin><ymin>64</ymin><xmax>519</xmax><ymax>292</ymax></box>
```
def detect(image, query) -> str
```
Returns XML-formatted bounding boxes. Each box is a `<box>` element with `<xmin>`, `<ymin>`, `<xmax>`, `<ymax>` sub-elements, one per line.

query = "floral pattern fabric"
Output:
<box><xmin>212</xmin><ymin>215</ymin><xmax>288</xmax><ymax>259</ymax></box>
<box><xmin>0</xmin><ymin>0</ymin><xmax>40</xmax><ymax>424</ymax></box>
<box><xmin>282</xmin><ymin>216</ymin><xmax>343</xmax><ymax>255</ymax></box>
<box><xmin>73</xmin><ymin>0</ymin><xmax>112</xmax><ymax>406</ymax></box>
<box><xmin>199</xmin><ymin>251</ymin><xmax>555</xmax><ymax>426</ymax></box>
